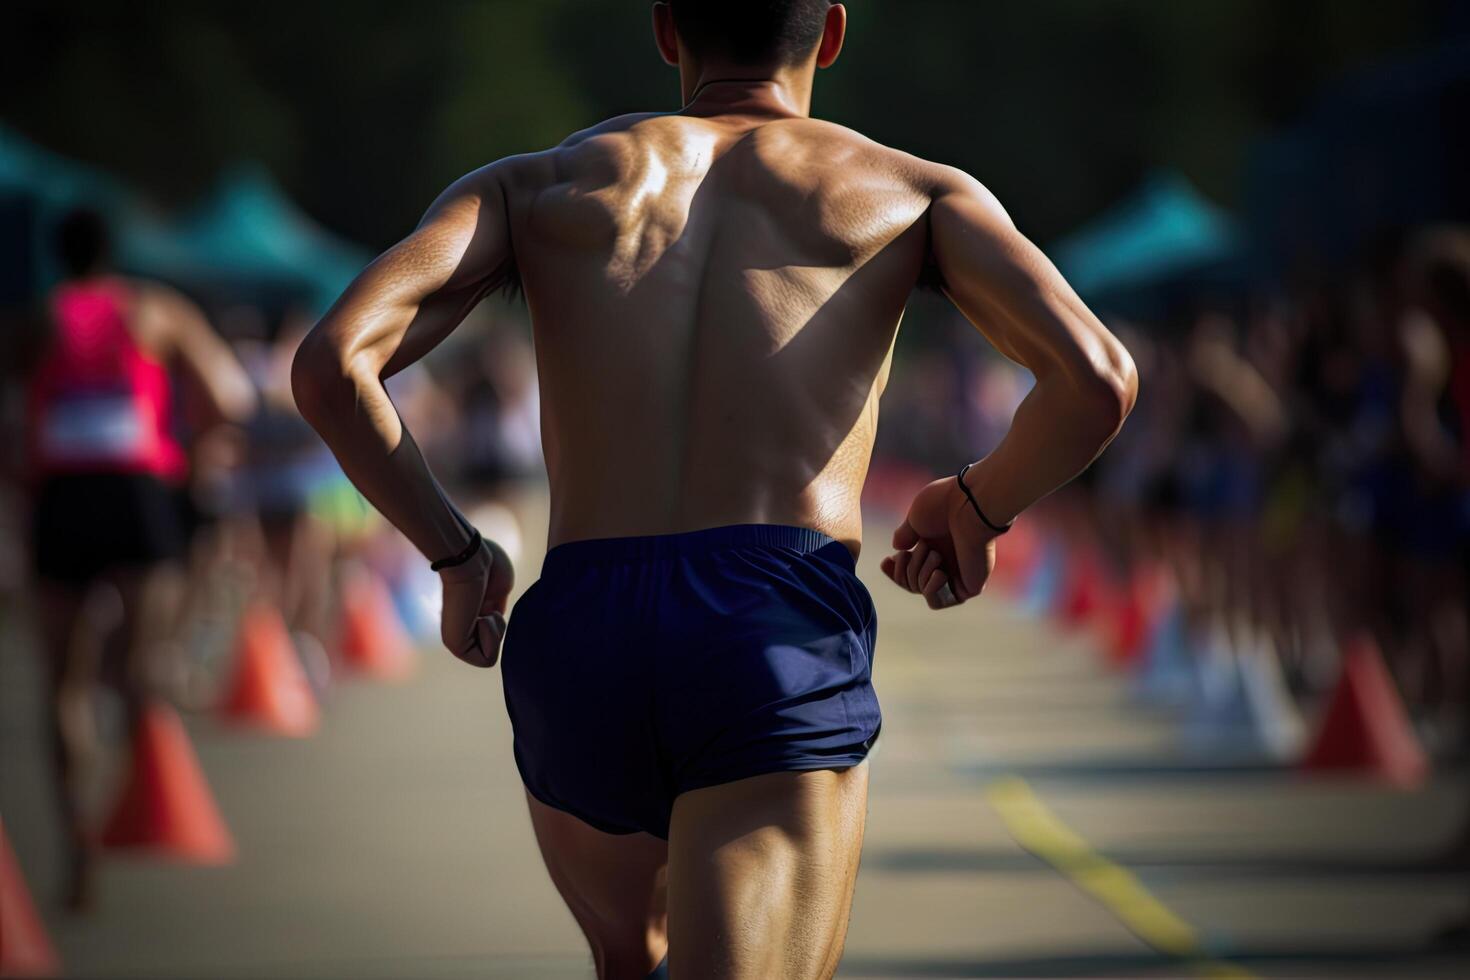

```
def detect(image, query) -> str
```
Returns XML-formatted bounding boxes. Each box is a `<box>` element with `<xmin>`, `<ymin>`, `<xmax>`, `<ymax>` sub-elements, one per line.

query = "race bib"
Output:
<box><xmin>38</xmin><ymin>392</ymin><xmax>148</xmax><ymax>462</ymax></box>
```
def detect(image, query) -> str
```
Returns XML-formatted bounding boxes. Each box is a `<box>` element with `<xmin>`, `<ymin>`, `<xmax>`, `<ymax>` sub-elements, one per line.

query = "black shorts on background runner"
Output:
<box><xmin>31</xmin><ymin>472</ymin><xmax>188</xmax><ymax>586</ymax></box>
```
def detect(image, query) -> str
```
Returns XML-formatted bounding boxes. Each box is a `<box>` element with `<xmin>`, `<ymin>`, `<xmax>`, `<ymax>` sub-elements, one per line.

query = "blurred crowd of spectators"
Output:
<box><xmin>876</xmin><ymin>225</ymin><xmax>1470</xmax><ymax>752</ymax></box>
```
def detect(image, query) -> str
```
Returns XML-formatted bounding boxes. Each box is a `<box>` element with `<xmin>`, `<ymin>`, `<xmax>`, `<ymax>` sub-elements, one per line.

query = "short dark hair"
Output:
<box><xmin>669</xmin><ymin>0</ymin><xmax>831</xmax><ymax>66</ymax></box>
<box><xmin>55</xmin><ymin>208</ymin><xmax>111</xmax><ymax>277</ymax></box>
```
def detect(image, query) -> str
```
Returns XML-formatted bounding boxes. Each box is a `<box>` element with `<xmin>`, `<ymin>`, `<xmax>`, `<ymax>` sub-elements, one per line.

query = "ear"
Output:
<box><xmin>816</xmin><ymin>3</ymin><xmax>846</xmax><ymax>69</ymax></box>
<box><xmin>652</xmin><ymin>2</ymin><xmax>680</xmax><ymax>67</ymax></box>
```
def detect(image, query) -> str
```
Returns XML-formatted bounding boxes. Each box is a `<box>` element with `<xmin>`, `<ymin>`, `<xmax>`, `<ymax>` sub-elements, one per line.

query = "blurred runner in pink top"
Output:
<box><xmin>26</xmin><ymin>208</ymin><xmax>254</xmax><ymax>910</ymax></box>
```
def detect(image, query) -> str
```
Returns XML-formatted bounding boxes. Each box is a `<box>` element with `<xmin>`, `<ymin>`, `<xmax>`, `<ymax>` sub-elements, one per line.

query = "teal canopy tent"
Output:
<box><xmin>0</xmin><ymin>125</ymin><xmax>129</xmax><ymax>211</ymax></box>
<box><xmin>168</xmin><ymin>167</ymin><xmax>370</xmax><ymax>314</ymax></box>
<box><xmin>1048</xmin><ymin>170</ymin><xmax>1243</xmax><ymax>306</ymax></box>
<box><xmin>0</xmin><ymin>125</ymin><xmax>367</xmax><ymax>313</ymax></box>
<box><xmin>0</xmin><ymin>125</ymin><xmax>164</xmax><ymax>296</ymax></box>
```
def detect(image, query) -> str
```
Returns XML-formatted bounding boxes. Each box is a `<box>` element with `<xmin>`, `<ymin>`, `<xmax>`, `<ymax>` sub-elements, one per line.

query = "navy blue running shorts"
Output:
<box><xmin>501</xmin><ymin>523</ymin><xmax>882</xmax><ymax>840</ymax></box>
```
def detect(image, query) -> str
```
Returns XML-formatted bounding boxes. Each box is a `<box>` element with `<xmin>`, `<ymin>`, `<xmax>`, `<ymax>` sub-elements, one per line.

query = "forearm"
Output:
<box><xmin>960</xmin><ymin>368</ymin><xmax>1132</xmax><ymax>525</ymax></box>
<box><xmin>293</xmin><ymin>356</ymin><xmax>470</xmax><ymax>562</ymax></box>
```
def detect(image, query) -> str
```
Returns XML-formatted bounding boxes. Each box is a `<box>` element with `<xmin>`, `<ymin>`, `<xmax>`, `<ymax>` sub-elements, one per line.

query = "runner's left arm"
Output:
<box><xmin>292</xmin><ymin>162</ymin><xmax>518</xmax><ymax>667</ymax></box>
<box><xmin>292</xmin><ymin>163</ymin><xmax>513</xmax><ymax>564</ymax></box>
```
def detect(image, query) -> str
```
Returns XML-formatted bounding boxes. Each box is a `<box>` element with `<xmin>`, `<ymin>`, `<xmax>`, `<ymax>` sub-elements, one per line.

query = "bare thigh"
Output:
<box><xmin>525</xmin><ymin>790</ymin><xmax>670</xmax><ymax>980</ymax></box>
<box><xmin>667</xmin><ymin>762</ymin><xmax>870</xmax><ymax>980</ymax></box>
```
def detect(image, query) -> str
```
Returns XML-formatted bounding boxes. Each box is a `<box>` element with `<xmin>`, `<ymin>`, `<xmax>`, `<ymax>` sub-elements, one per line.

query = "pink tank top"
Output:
<box><xmin>28</xmin><ymin>279</ymin><xmax>186</xmax><ymax>482</ymax></box>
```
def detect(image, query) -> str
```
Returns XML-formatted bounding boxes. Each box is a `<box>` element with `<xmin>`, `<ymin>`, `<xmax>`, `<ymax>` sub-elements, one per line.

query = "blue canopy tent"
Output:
<box><xmin>1047</xmin><ymin>170</ymin><xmax>1246</xmax><ymax>318</ymax></box>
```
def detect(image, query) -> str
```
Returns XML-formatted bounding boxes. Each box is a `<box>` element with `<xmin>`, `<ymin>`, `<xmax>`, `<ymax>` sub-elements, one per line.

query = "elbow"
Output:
<box><xmin>1109</xmin><ymin>343</ymin><xmax>1141</xmax><ymax>422</ymax></box>
<box><xmin>290</xmin><ymin>330</ymin><xmax>353</xmax><ymax>429</ymax></box>
<box><xmin>1079</xmin><ymin>343</ymin><xmax>1139</xmax><ymax>434</ymax></box>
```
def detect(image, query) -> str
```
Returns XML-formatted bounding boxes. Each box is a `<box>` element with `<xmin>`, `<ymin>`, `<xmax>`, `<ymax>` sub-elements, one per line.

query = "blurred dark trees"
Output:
<box><xmin>2</xmin><ymin>0</ymin><xmax>1450</xmax><ymax>250</ymax></box>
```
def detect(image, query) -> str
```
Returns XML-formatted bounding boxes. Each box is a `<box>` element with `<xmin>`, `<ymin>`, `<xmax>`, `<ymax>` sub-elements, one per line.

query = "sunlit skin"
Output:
<box><xmin>292</xmin><ymin>4</ymin><xmax>1136</xmax><ymax>977</ymax></box>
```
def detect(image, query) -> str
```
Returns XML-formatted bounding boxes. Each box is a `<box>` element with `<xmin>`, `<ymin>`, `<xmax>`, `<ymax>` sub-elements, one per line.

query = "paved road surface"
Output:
<box><xmin>3</xmin><ymin>496</ymin><xmax>1467</xmax><ymax>978</ymax></box>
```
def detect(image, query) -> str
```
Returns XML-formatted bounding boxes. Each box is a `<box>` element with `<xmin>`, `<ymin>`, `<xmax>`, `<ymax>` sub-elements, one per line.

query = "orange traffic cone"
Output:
<box><xmin>1301</xmin><ymin>635</ymin><xmax>1429</xmax><ymax>788</ymax></box>
<box><xmin>0</xmin><ymin>821</ymin><xmax>60</xmax><ymax>978</ymax></box>
<box><xmin>101</xmin><ymin>702</ymin><xmax>236</xmax><ymax>864</ymax></box>
<box><xmin>218</xmin><ymin>602</ymin><xmax>319</xmax><ymax>737</ymax></box>
<box><xmin>336</xmin><ymin>566</ymin><xmax>416</xmax><ymax>682</ymax></box>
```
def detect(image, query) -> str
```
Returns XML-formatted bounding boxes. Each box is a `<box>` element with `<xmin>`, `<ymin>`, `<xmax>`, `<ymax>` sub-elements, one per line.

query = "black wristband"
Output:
<box><xmin>957</xmin><ymin>463</ymin><xmax>1013</xmax><ymax>535</ymax></box>
<box><xmin>430</xmin><ymin>528</ymin><xmax>483</xmax><ymax>572</ymax></box>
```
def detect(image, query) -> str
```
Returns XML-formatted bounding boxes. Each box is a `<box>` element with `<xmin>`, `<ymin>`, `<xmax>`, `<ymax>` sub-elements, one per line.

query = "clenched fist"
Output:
<box><xmin>439</xmin><ymin>536</ymin><xmax>515</xmax><ymax>667</ymax></box>
<box><xmin>880</xmin><ymin>474</ymin><xmax>1001</xmax><ymax>609</ymax></box>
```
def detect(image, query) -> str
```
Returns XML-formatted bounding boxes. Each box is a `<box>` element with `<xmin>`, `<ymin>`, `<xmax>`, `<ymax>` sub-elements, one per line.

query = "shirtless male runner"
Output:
<box><xmin>292</xmin><ymin>3</ymin><xmax>1137</xmax><ymax>977</ymax></box>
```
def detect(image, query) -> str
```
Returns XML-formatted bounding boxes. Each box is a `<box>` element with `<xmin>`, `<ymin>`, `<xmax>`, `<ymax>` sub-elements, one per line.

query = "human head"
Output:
<box><xmin>652</xmin><ymin>1</ymin><xmax>846</xmax><ymax>76</ymax></box>
<box><xmin>55</xmin><ymin>207</ymin><xmax>111</xmax><ymax>278</ymax></box>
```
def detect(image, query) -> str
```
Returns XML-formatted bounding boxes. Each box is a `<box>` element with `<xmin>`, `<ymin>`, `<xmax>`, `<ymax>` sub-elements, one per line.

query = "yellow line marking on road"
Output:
<box><xmin>985</xmin><ymin>776</ymin><xmax>1257</xmax><ymax>979</ymax></box>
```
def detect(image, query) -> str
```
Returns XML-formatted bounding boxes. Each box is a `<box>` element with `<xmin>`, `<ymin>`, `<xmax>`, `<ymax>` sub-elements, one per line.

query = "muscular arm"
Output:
<box><xmin>290</xmin><ymin>164</ymin><xmax>512</xmax><ymax>562</ymax></box>
<box><xmin>929</xmin><ymin>168</ymin><xmax>1138</xmax><ymax>527</ymax></box>
<box><xmin>292</xmin><ymin>162</ymin><xmax>522</xmax><ymax>667</ymax></box>
<box><xmin>883</xmin><ymin>168</ymin><xmax>1138</xmax><ymax>606</ymax></box>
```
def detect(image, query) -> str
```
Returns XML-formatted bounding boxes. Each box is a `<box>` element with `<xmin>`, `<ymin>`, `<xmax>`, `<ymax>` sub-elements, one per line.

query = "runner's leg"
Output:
<box><xmin>37</xmin><ymin>581</ymin><xmax>104</xmax><ymax>910</ymax></box>
<box><xmin>666</xmin><ymin>763</ymin><xmax>869</xmax><ymax>980</ymax></box>
<box><xmin>525</xmin><ymin>790</ymin><xmax>670</xmax><ymax>979</ymax></box>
